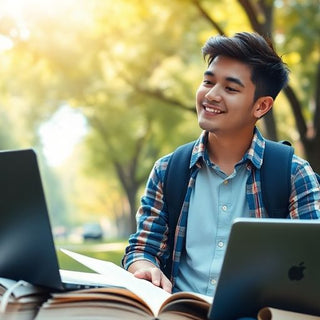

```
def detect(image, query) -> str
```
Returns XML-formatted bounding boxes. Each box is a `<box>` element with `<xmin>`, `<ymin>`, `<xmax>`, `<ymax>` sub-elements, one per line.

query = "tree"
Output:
<box><xmin>277</xmin><ymin>0</ymin><xmax>320</xmax><ymax>171</ymax></box>
<box><xmin>83</xmin><ymin>91</ymin><xmax>186</xmax><ymax>234</ymax></box>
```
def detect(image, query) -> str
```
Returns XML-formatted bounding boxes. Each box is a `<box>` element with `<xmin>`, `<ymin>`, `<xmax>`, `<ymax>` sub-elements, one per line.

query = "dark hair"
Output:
<box><xmin>202</xmin><ymin>32</ymin><xmax>289</xmax><ymax>101</ymax></box>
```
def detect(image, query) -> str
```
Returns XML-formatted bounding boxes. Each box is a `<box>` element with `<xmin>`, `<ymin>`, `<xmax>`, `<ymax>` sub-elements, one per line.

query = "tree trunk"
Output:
<box><xmin>263</xmin><ymin>109</ymin><xmax>278</xmax><ymax>140</ymax></box>
<box><xmin>303</xmin><ymin>136</ymin><xmax>320</xmax><ymax>174</ymax></box>
<box><xmin>127</xmin><ymin>188</ymin><xmax>138</xmax><ymax>235</ymax></box>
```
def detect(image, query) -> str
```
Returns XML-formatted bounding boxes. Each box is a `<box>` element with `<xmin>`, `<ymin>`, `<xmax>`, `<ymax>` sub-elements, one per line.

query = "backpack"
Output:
<box><xmin>162</xmin><ymin>140</ymin><xmax>320</xmax><ymax>279</ymax></box>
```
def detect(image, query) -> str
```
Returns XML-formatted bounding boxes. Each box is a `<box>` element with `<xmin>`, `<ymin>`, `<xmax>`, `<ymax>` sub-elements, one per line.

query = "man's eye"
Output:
<box><xmin>226</xmin><ymin>86</ymin><xmax>238</xmax><ymax>92</ymax></box>
<box><xmin>203</xmin><ymin>80</ymin><xmax>214</xmax><ymax>86</ymax></box>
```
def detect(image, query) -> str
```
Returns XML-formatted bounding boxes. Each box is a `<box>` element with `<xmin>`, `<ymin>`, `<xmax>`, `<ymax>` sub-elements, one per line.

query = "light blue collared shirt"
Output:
<box><xmin>174</xmin><ymin>154</ymin><xmax>250</xmax><ymax>295</ymax></box>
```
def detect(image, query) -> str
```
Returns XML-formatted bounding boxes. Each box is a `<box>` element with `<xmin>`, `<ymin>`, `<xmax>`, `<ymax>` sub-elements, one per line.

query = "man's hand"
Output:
<box><xmin>128</xmin><ymin>260</ymin><xmax>172</xmax><ymax>293</ymax></box>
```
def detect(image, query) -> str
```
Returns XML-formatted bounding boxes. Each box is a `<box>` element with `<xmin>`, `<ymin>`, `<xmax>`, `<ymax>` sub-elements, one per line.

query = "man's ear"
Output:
<box><xmin>254</xmin><ymin>96</ymin><xmax>274</xmax><ymax>119</ymax></box>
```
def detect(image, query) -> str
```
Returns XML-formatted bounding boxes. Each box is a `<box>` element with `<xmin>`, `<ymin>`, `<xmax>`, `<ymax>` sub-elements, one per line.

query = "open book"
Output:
<box><xmin>35</xmin><ymin>249</ymin><xmax>212</xmax><ymax>320</ymax></box>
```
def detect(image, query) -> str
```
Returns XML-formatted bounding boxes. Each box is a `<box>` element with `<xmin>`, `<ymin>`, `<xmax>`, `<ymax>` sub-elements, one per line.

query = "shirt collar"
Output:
<box><xmin>190</xmin><ymin>127</ymin><xmax>266</xmax><ymax>170</ymax></box>
<box><xmin>244</xmin><ymin>127</ymin><xmax>265</xmax><ymax>169</ymax></box>
<box><xmin>190</xmin><ymin>131</ymin><xmax>208</xmax><ymax>168</ymax></box>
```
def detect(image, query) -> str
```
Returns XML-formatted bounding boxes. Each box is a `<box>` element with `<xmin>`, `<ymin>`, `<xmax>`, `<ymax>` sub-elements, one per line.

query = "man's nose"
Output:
<box><xmin>205</xmin><ymin>85</ymin><xmax>222</xmax><ymax>102</ymax></box>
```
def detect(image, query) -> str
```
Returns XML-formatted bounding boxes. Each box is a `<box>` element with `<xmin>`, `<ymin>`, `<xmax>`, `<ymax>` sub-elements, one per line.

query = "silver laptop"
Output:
<box><xmin>0</xmin><ymin>148</ymin><xmax>108</xmax><ymax>291</ymax></box>
<box><xmin>209</xmin><ymin>218</ymin><xmax>320</xmax><ymax>319</ymax></box>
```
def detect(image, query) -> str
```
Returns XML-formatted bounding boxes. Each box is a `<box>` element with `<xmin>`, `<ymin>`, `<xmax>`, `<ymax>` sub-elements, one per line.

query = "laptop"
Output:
<box><xmin>209</xmin><ymin>217</ymin><xmax>320</xmax><ymax>319</ymax></box>
<box><xmin>0</xmin><ymin>148</ymin><xmax>111</xmax><ymax>291</ymax></box>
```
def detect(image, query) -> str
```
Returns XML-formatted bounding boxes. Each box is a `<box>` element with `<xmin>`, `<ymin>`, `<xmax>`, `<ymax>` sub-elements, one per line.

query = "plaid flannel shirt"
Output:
<box><xmin>122</xmin><ymin>127</ymin><xmax>320</xmax><ymax>286</ymax></box>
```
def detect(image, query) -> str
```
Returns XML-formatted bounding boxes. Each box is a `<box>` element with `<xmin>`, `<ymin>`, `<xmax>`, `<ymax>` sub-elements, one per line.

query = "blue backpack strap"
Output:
<box><xmin>261</xmin><ymin>140</ymin><xmax>294</xmax><ymax>218</ymax></box>
<box><xmin>162</xmin><ymin>141</ymin><xmax>195</xmax><ymax>279</ymax></box>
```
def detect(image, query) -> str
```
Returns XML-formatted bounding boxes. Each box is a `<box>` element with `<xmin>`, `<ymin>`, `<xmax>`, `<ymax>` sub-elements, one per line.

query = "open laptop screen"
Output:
<box><xmin>0</xmin><ymin>149</ymin><xmax>63</xmax><ymax>290</ymax></box>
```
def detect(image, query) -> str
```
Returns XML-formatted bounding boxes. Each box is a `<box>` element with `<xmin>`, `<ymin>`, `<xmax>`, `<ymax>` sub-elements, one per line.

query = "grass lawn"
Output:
<box><xmin>55</xmin><ymin>239</ymin><xmax>127</xmax><ymax>273</ymax></box>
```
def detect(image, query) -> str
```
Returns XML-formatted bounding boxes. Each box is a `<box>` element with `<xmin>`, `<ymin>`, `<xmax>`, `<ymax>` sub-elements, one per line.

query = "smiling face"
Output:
<box><xmin>196</xmin><ymin>55</ymin><xmax>270</xmax><ymax>138</ymax></box>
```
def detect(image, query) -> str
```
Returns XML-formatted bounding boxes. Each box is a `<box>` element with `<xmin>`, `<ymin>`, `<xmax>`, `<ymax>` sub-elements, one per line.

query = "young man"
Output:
<box><xmin>122</xmin><ymin>32</ymin><xmax>320</xmax><ymax>295</ymax></box>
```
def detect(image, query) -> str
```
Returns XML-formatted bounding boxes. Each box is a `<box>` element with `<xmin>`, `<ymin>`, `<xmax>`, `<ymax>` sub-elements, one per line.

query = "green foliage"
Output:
<box><xmin>276</xmin><ymin>0</ymin><xmax>320</xmax><ymax>116</ymax></box>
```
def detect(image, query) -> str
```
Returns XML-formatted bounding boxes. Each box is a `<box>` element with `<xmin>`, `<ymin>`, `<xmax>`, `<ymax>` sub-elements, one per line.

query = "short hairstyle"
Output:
<box><xmin>202</xmin><ymin>32</ymin><xmax>289</xmax><ymax>101</ymax></box>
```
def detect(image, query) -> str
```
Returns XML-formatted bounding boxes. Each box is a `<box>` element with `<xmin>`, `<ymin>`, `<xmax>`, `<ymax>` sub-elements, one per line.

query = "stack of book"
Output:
<box><xmin>0</xmin><ymin>277</ymin><xmax>49</xmax><ymax>320</ymax></box>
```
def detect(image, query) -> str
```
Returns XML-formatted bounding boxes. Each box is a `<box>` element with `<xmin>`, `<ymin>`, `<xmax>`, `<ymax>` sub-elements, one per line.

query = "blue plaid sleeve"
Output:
<box><xmin>289</xmin><ymin>155</ymin><xmax>320</xmax><ymax>219</ymax></box>
<box><xmin>122</xmin><ymin>154</ymin><xmax>171</xmax><ymax>270</ymax></box>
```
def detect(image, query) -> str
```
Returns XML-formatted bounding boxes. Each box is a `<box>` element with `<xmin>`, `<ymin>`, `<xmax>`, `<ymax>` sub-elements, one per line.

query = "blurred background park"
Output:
<box><xmin>0</xmin><ymin>0</ymin><xmax>319</xmax><ymax>269</ymax></box>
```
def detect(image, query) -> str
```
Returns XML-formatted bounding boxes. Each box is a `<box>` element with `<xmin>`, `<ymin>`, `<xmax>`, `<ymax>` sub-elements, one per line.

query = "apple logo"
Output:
<box><xmin>288</xmin><ymin>262</ymin><xmax>306</xmax><ymax>281</ymax></box>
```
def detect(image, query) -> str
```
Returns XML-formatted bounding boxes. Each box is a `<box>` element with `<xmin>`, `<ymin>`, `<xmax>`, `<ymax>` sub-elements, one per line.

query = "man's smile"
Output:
<box><xmin>202</xmin><ymin>102</ymin><xmax>223</xmax><ymax>114</ymax></box>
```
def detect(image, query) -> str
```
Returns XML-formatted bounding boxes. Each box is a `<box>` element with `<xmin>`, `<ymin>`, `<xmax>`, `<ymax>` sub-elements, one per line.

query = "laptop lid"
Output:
<box><xmin>0</xmin><ymin>149</ymin><xmax>64</xmax><ymax>290</ymax></box>
<box><xmin>208</xmin><ymin>218</ymin><xmax>320</xmax><ymax>319</ymax></box>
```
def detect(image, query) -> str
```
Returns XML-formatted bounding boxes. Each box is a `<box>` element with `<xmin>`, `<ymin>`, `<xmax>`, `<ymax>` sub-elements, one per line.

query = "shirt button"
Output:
<box><xmin>223</xmin><ymin>180</ymin><xmax>229</xmax><ymax>185</ymax></box>
<box><xmin>218</xmin><ymin>241</ymin><xmax>224</xmax><ymax>248</ymax></box>
<box><xmin>210</xmin><ymin>279</ymin><xmax>217</xmax><ymax>285</ymax></box>
<box><xmin>222</xmin><ymin>205</ymin><xmax>227</xmax><ymax>212</ymax></box>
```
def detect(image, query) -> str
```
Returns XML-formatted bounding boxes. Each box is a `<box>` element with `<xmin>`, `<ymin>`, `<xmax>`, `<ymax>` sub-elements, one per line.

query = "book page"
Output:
<box><xmin>161</xmin><ymin>291</ymin><xmax>212</xmax><ymax>306</ymax></box>
<box><xmin>60</xmin><ymin>269</ymin><xmax>127</xmax><ymax>288</ymax></box>
<box><xmin>60</xmin><ymin>248</ymin><xmax>171</xmax><ymax>316</ymax></box>
<box><xmin>258</xmin><ymin>307</ymin><xmax>320</xmax><ymax>320</ymax></box>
